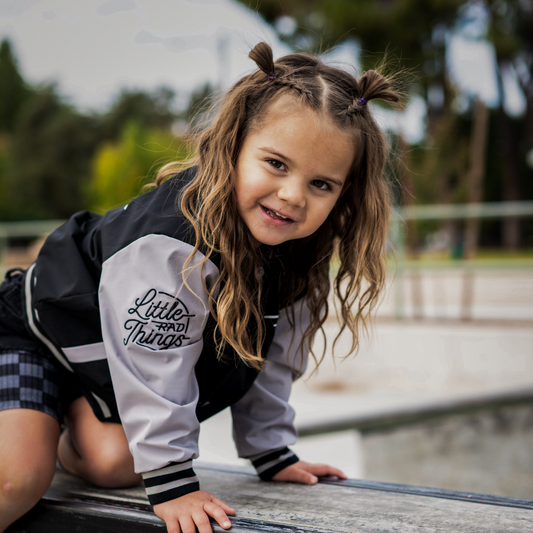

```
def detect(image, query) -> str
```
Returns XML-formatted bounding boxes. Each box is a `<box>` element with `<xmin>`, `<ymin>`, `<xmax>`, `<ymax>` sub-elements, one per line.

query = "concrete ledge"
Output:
<box><xmin>296</xmin><ymin>387</ymin><xmax>533</xmax><ymax>436</ymax></box>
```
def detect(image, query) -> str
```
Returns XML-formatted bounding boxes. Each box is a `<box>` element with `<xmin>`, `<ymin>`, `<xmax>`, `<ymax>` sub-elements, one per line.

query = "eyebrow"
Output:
<box><xmin>258</xmin><ymin>147</ymin><xmax>345</xmax><ymax>187</ymax></box>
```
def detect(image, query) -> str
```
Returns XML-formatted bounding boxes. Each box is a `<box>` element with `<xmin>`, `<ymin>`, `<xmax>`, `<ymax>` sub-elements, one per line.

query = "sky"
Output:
<box><xmin>0</xmin><ymin>0</ymin><xmax>527</xmax><ymax>144</ymax></box>
<box><xmin>0</xmin><ymin>0</ymin><xmax>290</xmax><ymax>110</ymax></box>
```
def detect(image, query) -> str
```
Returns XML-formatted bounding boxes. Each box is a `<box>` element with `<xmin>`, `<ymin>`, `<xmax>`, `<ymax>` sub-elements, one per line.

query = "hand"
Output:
<box><xmin>153</xmin><ymin>490</ymin><xmax>235</xmax><ymax>533</ymax></box>
<box><xmin>272</xmin><ymin>460</ymin><xmax>347</xmax><ymax>485</ymax></box>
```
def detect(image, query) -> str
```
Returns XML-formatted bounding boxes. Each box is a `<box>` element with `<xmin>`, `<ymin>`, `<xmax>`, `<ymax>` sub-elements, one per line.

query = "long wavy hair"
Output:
<box><xmin>156</xmin><ymin>42</ymin><xmax>400</xmax><ymax>370</ymax></box>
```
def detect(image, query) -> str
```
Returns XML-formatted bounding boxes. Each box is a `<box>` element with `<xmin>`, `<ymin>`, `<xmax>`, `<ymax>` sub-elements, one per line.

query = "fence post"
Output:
<box><xmin>0</xmin><ymin>226</ymin><xmax>6</xmax><ymax>271</ymax></box>
<box><xmin>390</xmin><ymin>214</ymin><xmax>406</xmax><ymax>320</ymax></box>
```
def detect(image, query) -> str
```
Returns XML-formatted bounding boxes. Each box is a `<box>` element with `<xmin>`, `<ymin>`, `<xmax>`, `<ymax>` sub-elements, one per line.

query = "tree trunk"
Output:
<box><xmin>463</xmin><ymin>99</ymin><xmax>489</xmax><ymax>257</ymax></box>
<box><xmin>398</xmin><ymin>135</ymin><xmax>423</xmax><ymax>319</ymax></box>
<box><xmin>461</xmin><ymin>98</ymin><xmax>489</xmax><ymax>320</ymax></box>
<box><xmin>498</xmin><ymin>63</ymin><xmax>523</xmax><ymax>250</ymax></box>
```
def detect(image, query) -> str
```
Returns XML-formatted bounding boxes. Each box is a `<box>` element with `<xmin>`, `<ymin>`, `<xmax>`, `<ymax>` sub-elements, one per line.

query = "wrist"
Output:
<box><xmin>142</xmin><ymin>459</ymin><xmax>199</xmax><ymax>505</ymax></box>
<box><xmin>249</xmin><ymin>447</ymin><xmax>299</xmax><ymax>480</ymax></box>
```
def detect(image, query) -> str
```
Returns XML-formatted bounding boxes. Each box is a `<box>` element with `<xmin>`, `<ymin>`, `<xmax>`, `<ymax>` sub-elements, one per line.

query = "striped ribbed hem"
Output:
<box><xmin>250</xmin><ymin>447</ymin><xmax>299</xmax><ymax>480</ymax></box>
<box><xmin>142</xmin><ymin>459</ymin><xmax>199</xmax><ymax>505</ymax></box>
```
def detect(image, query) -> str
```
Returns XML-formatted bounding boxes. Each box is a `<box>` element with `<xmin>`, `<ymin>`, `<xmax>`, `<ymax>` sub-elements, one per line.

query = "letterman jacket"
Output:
<box><xmin>23</xmin><ymin>167</ymin><xmax>310</xmax><ymax>505</ymax></box>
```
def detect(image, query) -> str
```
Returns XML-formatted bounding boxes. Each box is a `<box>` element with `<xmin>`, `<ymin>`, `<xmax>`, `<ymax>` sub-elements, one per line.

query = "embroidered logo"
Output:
<box><xmin>124</xmin><ymin>288</ymin><xmax>195</xmax><ymax>350</ymax></box>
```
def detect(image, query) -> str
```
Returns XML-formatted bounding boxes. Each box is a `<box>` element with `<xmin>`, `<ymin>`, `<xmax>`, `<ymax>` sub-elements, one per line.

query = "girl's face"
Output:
<box><xmin>234</xmin><ymin>99</ymin><xmax>355</xmax><ymax>246</ymax></box>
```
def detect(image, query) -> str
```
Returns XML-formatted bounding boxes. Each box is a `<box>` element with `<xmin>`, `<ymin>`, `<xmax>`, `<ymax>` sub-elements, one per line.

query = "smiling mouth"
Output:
<box><xmin>261</xmin><ymin>205</ymin><xmax>294</xmax><ymax>222</ymax></box>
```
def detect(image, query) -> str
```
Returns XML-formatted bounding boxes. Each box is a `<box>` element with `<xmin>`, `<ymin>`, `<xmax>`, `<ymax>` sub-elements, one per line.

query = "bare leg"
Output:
<box><xmin>58</xmin><ymin>396</ymin><xmax>142</xmax><ymax>488</ymax></box>
<box><xmin>0</xmin><ymin>409</ymin><xmax>60</xmax><ymax>533</ymax></box>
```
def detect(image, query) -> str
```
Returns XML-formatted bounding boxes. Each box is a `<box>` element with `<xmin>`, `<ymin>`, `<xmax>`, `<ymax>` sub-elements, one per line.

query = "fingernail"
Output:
<box><xmin>224</xmin><ymin>521</ymin><xmax>231</xmax><ymax>528</ymax></box>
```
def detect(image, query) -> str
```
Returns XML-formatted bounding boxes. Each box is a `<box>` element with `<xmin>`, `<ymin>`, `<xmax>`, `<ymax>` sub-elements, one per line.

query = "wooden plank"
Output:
<box><xmin>7</xmin><ymin>462</ymin><xmax>533</xmax><ymax>533</ymax></box>
<box><xmin>196</xmin><ymin>464</ymin><xmax>533</xmax><ymax>532</ymax></box>
<box><xmin>8</xmin><ymin>500</ymin><xmax>334</xmax><ymax>533</ymax></box>
<box><xmin>201</xmin><ymin>463</ymin><xmax>533</xmax><ymax>510</ymax></box>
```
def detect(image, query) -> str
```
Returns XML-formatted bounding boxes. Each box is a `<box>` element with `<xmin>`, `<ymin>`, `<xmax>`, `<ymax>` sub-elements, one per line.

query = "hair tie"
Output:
<box><xmin>267</xmin><ymin>73</ymin><xmax>277</xmax><ymax>81</ymax></box>
<box><xmin>358</xmin><ymin>97</ymin><xmax>367</xmax><ymax>105</ymax></box>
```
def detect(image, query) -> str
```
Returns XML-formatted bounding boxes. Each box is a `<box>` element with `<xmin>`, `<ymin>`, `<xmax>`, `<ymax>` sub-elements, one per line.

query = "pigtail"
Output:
<box><xmin>342</xmin><ymin>70</ymin><xmax>400</xmax><ymax>117</ymax></box>
<box><xmin>249</xmin><ymin>42</ymin><xmax>276</xmax><ymax>79</ymax></box>
<box><xmin>358</xmin><ymin>70</ymin><xmax>400</xmax><ymax>105</ymax></box>
<box><xmin>249</xmin><ymin>42</ymin><xmax>317</xmax><ymax>106</ymax></box>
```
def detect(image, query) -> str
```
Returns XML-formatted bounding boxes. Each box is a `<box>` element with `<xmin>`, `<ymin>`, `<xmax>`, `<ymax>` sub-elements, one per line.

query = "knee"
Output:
<box><xmin>82</xmin><ymin>439</ymin><xmax>141</xmax><ymax>488</ymax></box>
<box><xmin>0</xmin><ymin>460</ymin><xmax>54</xmax><ymax>512</ymax></box>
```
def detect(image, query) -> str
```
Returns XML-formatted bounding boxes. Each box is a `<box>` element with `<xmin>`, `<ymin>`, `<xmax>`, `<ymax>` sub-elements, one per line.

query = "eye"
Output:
<box><xmin>267</xmin><ymin>159</ymin><xmax>286</xmax><ymax>171</ymax></box>
<box><xmin>311</xmin><ymin>179</ymin><xmax>332</xmax><ymax>191</ymax></box>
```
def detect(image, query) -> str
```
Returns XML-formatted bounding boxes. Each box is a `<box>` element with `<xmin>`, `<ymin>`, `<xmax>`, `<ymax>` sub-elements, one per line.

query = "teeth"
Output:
<box><xmin>266</xmin><ymin>207</ymin><xmax>289</xmax><ymax>220</ymax></box>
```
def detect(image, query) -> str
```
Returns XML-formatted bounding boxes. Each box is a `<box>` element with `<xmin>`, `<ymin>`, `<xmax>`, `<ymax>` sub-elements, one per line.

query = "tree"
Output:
<box><xmin>0</xmin><ymin>39</ymin><xmax>31</xmax><ymax>133</ymax></box>
<box><xmin>485</xmin><ymin>0</ymin><xmax>533</xmax><ymax>248</ymax></box>
<box><xmin>102</xmin><ymin>87</ymin><xmax>177</xmax><ymax>140</ymax></box>
<box><xmin>183</xmin><ymin>82</ymin><xmax>215</xmax><ymax>130</ymax></box>
<box><xmin>86</xmin><ymin>121</ymin><xmax>189</xmax><ymax>213</ymax></box>
<box><xmin>10</xmin><ymin>88</ymin><xmax>101</xmax><ymax>219</ymax></box>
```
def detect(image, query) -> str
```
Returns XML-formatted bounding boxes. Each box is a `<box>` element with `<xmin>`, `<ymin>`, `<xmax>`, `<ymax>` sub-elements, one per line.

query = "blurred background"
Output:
<box><xmin>0</xmin><ymin>0</ymin><xmax>532</xmax><ymax>500</ymax></box>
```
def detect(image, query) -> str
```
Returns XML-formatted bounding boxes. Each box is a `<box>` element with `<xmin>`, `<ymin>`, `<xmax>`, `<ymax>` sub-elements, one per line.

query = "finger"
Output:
<box><xmin>307</xmin><ymin>464</ymin><xmax>347</xmax><ymax>479</ymax></box>
<box><xmin>179</xmin><ymin>516</ymin><xmax>199</xmax><ymax>533</ymax></box>
<box><xmin>210</xmin><ymin>496</ymin><xmax>236</xmax><ymax>515</ymax></box>
<box><xmin>272</xmin><ymin>465</ymin><xmax>315</xmax><ymax>484</ymax></box>
<box><xmin>164</xmin><ymin>517</ymin><xmax>181</xmax><ymax>533</ymax></box>
<box><xmin>290</xmin><ymin>468</ymin><xmax>318</xmax><ymax>484</ymax></box>
<box><xmin>204</xmin><ymin>502</ymin><xmax>232</xmax><ymax>529</ymax></box>
<box><xmin>192</xmin><ymin>512</ymin><xmax>215</xmax><ymax>533</ymax></box>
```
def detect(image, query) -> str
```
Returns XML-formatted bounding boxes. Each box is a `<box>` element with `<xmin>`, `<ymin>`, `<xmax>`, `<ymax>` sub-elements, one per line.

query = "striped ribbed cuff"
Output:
<box><xmin>142</xmin><ymin>459</ymin><xmax>199</xmax><ymax>505</ymax></box>
<box><xmin>250</xmin><ymin>447</ymin><xmax>299</xmax><ymax>480</ymax></box>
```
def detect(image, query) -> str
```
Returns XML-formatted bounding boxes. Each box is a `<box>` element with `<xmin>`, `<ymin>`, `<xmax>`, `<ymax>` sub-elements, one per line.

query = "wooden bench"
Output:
<box><xmin>7</xmin><ymin>462</ymin><xmax>533</xmax><ymax>532</ymax></box>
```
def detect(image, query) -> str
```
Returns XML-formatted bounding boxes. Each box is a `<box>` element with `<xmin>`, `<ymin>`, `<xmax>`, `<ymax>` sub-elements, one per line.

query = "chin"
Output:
<box><xmin>250</xmin><ymin>232</ymin><xmax>291</xmax><ymax>246</ymax></box>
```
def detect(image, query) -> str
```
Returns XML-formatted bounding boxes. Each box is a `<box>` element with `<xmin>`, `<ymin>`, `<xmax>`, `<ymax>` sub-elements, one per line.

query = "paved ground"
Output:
<box><xmin>380</xmin><ymin>267</ymin><xmax>533</xmax><ymax>320</ymax></box>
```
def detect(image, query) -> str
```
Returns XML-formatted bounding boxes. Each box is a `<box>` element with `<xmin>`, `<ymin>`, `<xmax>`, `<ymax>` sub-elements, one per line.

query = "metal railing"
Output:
<box><xmin>390</xmin><ymin>201</ymin><xmax>533</xmax><ymax>320</ymax></box>
<box><xmin>0</xmin><ymin>219</ymin><xmax>65</xmax><ymax>240</ymax></box>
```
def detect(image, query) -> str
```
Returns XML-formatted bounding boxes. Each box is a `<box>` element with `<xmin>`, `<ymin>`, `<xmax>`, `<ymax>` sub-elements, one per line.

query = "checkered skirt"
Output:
<box><xmin>0</xmin><ymin>349</ymin><xmax>63</xmax><ymax>422</ymax></box>
<box><xmin>0</xmin><ymin>269</ymin><xmax>75</xmax><ymax>423</ymax></box>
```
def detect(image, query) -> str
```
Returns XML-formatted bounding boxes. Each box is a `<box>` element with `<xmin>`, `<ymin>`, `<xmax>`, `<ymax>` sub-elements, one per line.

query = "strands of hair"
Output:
<box><xmin>156</xmin><ymin>42</ymin><xmax>402</xmax><ymax>371</ymax></box>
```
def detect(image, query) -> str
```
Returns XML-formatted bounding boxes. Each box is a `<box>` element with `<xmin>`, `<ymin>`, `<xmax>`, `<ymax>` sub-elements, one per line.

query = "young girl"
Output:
<box><xmin>0</xmin><ymin>42</ymin><xmax>399</xmax><ymax>533</ymax></box>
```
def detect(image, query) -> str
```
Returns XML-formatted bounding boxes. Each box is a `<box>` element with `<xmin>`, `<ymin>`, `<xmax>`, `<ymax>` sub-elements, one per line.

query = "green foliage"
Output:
<box><xmin>238</xmin><ymin>0</ymin><xmax>464</xmax><ymax>87</ymax></box>
<box><xmin>0</xmin><ymin>135</ymin><xmax>15</xmax><ymax>218</ymax></box>
<box><xmin>9</xmin><ymin>88</ymin><xmax>101</xmax><ymax>220</ymax></box>
<box><xmin>103</xmin><ymin>87</ymin><xmax>176</xmax><ymax>140</ymax></box>
<box><xmin>0</xmin><ymin>38</ymin><xmax>185</xmax><ymax>222</ymax></box>
<box><xmin>184</xmin><ymin>82</ymin><xmax>215</xmax><ymax>128</ymax></box>
<box><xmin>486</xmin><ymin>0</ymin><xmax>530</xmax><ymax>61</ymax></box>
<box><xmin>86</xmin><ymin>121</ymin><xmax>189</xmax><ymax>213</ymax></box>
<box><xmin>0</xmin><ymin>39</ymin><xmax>32</xmax><ymax>133</ymax></box>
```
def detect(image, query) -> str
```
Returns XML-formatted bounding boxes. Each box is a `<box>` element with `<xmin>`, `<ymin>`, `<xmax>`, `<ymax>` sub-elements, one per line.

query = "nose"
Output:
<box><xmin>277</xmin><ymin>178</ymin><xmax>306</xmax><ymax>207</ymax></box>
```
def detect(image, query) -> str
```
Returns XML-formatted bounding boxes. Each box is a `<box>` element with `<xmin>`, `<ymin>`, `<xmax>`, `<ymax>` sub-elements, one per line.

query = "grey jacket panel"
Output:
<box><xmin>231</xmin><ymin>298</ymin><xmax>310</xmax><ymax>458</ymax></box>
<box><xmin>99</xmin><ymin>234</ymin><xmax>219</xmax><ymax>474</ymax></box>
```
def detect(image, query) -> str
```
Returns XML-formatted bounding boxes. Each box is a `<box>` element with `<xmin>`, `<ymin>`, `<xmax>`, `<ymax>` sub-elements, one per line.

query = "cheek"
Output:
<box><xmin>319</xmin><ymin>196</ymin><xmax>341</xmax><ymax>221</ymax></box>
<box><xmin>308</xmin><ymin>197</ymin><xmax>341</xmax><ymax>233</ymax></box>
<box><xmin>233</xmin><ymin>183</ymin><xmax>247</xmax><ymax>215</ymax></box>
<box><xmin>235</xmin><ymin>173</ymin><xmax>265</xmax><ymax>206</ymax></box>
